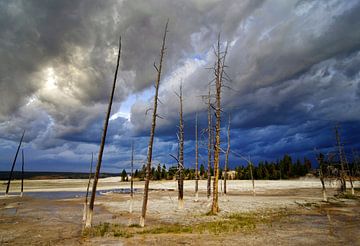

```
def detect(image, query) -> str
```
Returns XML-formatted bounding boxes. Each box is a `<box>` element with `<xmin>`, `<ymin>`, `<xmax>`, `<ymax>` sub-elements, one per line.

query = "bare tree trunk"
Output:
<box><xmin>130</xmin><ymin>141</ymin><xmax>134</xmax><ymax>213</ymax></box>
<box><xmin>345</xmin><ymin>159</ymin><xmax>354</xmax><ymax>195</ymax></box>
<box><xmin>224</xmin><ymin>114</ymin><xmax>230</xmax><ymax>195</ymax></box>
<box><xmin>6</xmin><ymin>130</ymin><xmax>25</xmax><ymax>196</ymax></box>
<box><xmin>320</xmin><ymin>173</ymin><xmax>327</xmax><ymax>201</ymax></box>
<box><xmin>140</xmin><ymin>20</ymin><xmax>168</xmax><ymax>227</ymax></box>
<box><xmin>212</xmin><ymin>38</ymin><xmax>221</xmax><ymax>213</ymax></box>
<box><xmin>335</xmin><ymin>124</ymin><xmax>346</xmax><ymax>193</ymax></box>
<box><xmin>211</xmin><ymin>35</ymin><xmax>221</xmax><ymax>214</ymax></box>
<box><xmin>195</xmin><ymin>113</ymin><xmax>199</xmax><ymax>201</ymax></box>
<box><xmin>315</xmin><ymin>152</ymin><xmax>328</xmax><ymax>201</ymax></box>
<box><xmin>178</xmin><ymin>83</ymin><xmax>184</xmax><ymax>209</ymax></box>
<box><xmin>319</xmin><ymin>164</ymin><xmax>327</xmax><ymax>201</ymax></box>
<box><xmin>20</xmin><ymin>149</ymin><xmax>24</xmax><ymax>197</ymax></box>
<box><xmin>223</xmin><ymin>148</ymin><xmax>255</xmax><ymax>196</ymax></box>
<box><xmin>85</xmin><ymin>36</ymin><xmax>121</xmax><ymax>228</ymax></box>
<box><xmin>207</xmin><ymin>86</ymin><xmax>212</xmax><ymax>199</ymax></box>
<box><xmin>349</xmin><ymin>178</ymin><xmax>354</xmax><ymax>195</ymax></box>
<box><xmin>211</xmin><ymin>35</ymin><xmax>228</xmax><ymax>214</ymax></box>
<box><xmin>339</xmin><ymin>137</ymin><xmax>354</xmax><ymax>195</ymax></box>
<box><xmin>249</xmin><ymin>160</ymin><xmax>255</xmax><ymax>196</ymax></box>
<box><xmin>83</xmin><ymin>153</ymin><xmax>93</xmax><ymax>223</ymax></box>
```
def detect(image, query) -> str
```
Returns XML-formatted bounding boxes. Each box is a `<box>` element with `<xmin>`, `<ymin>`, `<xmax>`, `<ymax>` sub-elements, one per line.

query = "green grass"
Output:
<box><xmin>83</xmin><ymin>222</ymin><xmax>110</xmax><ymax>237</ymax></box>
<box><xmin>112</xmin><ymin>224</ymin><xmax>132</xmax><ymax>238</ymax></box>
<box><xmin>335</xmin><ymin>192</ymin><xmax>359</xmax><ymax>200</ymax></box>
<box><xmin>83</xmin><ymin>210</ymin><xmax>287</xmax><ymax>239</ymax></box>
<box><xmin>128</xmin><ymin>223</ymin><xmax>142</xmax><ymax>228</ymax></box>
<box><xmin>140</xmin><ymin>224</ymin><xmax>193</xmax><ymax>234</ymax></box>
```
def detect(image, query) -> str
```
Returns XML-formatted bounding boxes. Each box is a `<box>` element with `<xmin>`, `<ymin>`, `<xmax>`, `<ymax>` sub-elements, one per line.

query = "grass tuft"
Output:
<box><xmin>128</xmin><ymin>223</ymin><xmax>142</xmax><ymax>228</ymax></box>
<box><xmin>83</xmin><ymin>222</ymin><xmax>111</xmax><ymax>237</ymax></box>
<box><xmin>336</xmin><ymin>192</ymin><xmax>359</xmax><ymax>200</ymax></box>
<box><xmin>140</xmin><ymin>224</ymin><xmax>193</xmax><ymax>234</ymax></box>
<box><xmin>83</xmin><ymin>210</ymin><xmax>288</xmax><ymax>238</ymax></box>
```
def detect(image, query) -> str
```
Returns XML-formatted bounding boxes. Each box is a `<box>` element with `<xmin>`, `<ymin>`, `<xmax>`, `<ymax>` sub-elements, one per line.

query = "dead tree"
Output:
<box><xmin>211</xmin><ymin>34</ymin><xmax>228</xmax><ymax>214</ymax></box>
<box><xmin>140</xmin><ymin>20</ymin><xmax>168</xmax><ymax>227</ymax></box>
<box><xmin>6</xmin><ymin>130</ymin><xmax>25</xmax><ymax>196</ymax></box>
<box><xmin>83</xmin><ymin>152</ymin><xmax>93</xmax><ymax>223</ymax></box>
<box><xmin>195</xmin><ymin>113</ymin><xmax>199</xmax><ymax>201</ymax></box>
<box><xmin>345</xmin><ymin>156</ymin><xmax>354</xmax><ymax>195</ymax></box>
<box><xmin>335</xmin><ymin>124</ymin><xmax>349</xmax><ymax>193</ymax></box>
<box><xmin>315</xmin><ymin>152</ymin><xmax>327</xmax><ymax>201</ymax></box>
<box><xmin>207</xmin><ymin>86</ymin><xmax>212</xmax><ymax>199</ymax></box>
<box><xmin>85</xmin><ymin>36</ymin><xmax>121</xmax><ymax>228</ymax></box>
<box><xmin>221</xmin><ymin>148</ymin><xmax>255</xmax><ymax>196</ymax></box>
<box><xmin>224</xmin><ymin>114</ymin><xmax>230</xmax><ymax>195</ymax></box>
<box><xmin>335</xmin><ymin>125</ymin><xmax>354</xmax><ymax>194</ymax></box>
<box><xmin>130</xmin><ymin>141</ymin><xmax>134</xmax><ymax>213</ymax></box>
<box><xmin>176</xmin><ymin>83</ymin><xmax>185</xmax><ymax>209</ymax></box>
<box><xmin>345</xmin><ymin>160</ymin><xmax>354</xmax><ymax>195</ymax></box>
<box><xmin>20</xmin><ymin>149</ymin><xmax>24</xmax><ymax>197</ymax></box>
<box><xmin>249</xmin><ymin>159</ymin><xmax>255</xmax><ymax>196</ymax></box>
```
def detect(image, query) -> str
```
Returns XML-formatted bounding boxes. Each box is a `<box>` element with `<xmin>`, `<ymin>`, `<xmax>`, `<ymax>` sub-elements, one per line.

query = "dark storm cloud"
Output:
<box><xmin>0</xmin><ymin>0</ymin><xmax>127</xmax><ymax>145</ymax></box>
<box><xmin>60</xmin><ymin>115</ymin><xmax>129</xmax><ymax>144</ymax></box>
<box><xmin>116</xmin><ymin>0</ymin><xmax>265</xmax><ymax>90</ymax></box>
<box><xmin>228</xmin><ymin>50</ymin><xmax>360</xmax><ymax>129</ymax></box>
<box><xmin>131</xmin><ymin>0</ymin><xmax>360</xmax><ymax>135</ymax></box>
<box><xmin>0</xmin><ymin>0</ymin><xmax>263</xmax><ymax>143</ymax></box>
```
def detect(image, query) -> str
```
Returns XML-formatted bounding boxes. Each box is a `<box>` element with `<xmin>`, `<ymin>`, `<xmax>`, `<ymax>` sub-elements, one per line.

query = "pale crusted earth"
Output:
<box><xmin>0</xmin><ymin>178</ymin><xmax>359</xmax><ymax>245</ymax></box>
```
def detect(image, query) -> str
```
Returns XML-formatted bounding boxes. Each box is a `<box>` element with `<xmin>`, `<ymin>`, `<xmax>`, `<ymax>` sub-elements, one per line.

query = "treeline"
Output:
<box><xmin>120</xmin><ymin>154</ymin><xmax>312</xmax><ymax>181</ymax></box>
<box><xmin>235</xmin><ymin>154</ymin><xmax>311</xmax><ymax>180</ymax></box>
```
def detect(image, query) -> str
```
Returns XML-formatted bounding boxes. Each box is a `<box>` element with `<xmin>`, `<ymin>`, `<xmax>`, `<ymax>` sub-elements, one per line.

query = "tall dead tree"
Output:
<box><xmin>211</xmin><ymin>34</ymin><xmax>228</xmax><ymax>214</ymax></box>
<box><xmin>345</xmin><ymin>156</ymin><xmax>354</xmax><ymax>195</ymax></box>
<box><xmin>85</xmin><ymin>36</ymin><xmax>121</xmax><ymax>228</ymax></box>
<box><xmin>83</xmin><ymin>152</ymin><xmax>93</xmax><ymax>223</ymax></box>
<box><xmin>224</xmin><ymin>114</ymin><xmax>230</xmax><ymax>195</ymax></box>
<box><xmin>315</xmin><ymin>152</ymin><xmax>327</xmax><ymax>201</ymax></box>
<box><xmin>207</xmin><ymin>86</ymin><xmax>212</xmax><ymax>199</ymax></box>
<box><xmin>335</xmin><ymin>124</ymin><xmax>347</xmax><ymax>193</ymax></box>
<box><xmin>6</xmin><ymin>130</ymin><xmax>25</xmax><ymax>196</ymax></box>
<box><xmin>177</xmin><ymin>83</ymin><xmax>184</xmax><ymax>209</ymax></box>
<box><xmin>140</xmin><ymin>20</ymin><xmax>168</xmax><ymax>227</ymax></box>
<box><xmin>130</xmin><ymin>141</ymin><xmax>134</xmax><ymax>213</ymax></box>
<box><xmin>195</xmin><ymin>113</ymin><xmax>199</xmax><ymax>201</ymax></box>
<box><xmin>222</xmin><ymin>148</ymin><xmax>255</xmax><ymax>196</ymax></box>
<box><xmin>335</xmin><ymin>125</ymin><xmax>354</xmax><ymax>194</ymax></box>
<box><xmin>20</xmin><ymin>149</ymin><xmax>24</xmax><ymax>197</ymax></box>
<box><xmin>249</xmin><ymin>158</ymin><xmax>255</xmax><ymax>196</ymax></box>
<box><xmin>345</xmin><ymin>160</ymin><xmax>354</xmax><ymax>195</ymax></box>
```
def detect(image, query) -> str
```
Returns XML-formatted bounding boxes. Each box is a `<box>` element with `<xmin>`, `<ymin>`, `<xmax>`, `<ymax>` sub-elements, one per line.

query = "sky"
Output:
<box><xmin>0</xmin><ymin>0</ymin><xmax>360</xmax><ymax>173</ymax></box>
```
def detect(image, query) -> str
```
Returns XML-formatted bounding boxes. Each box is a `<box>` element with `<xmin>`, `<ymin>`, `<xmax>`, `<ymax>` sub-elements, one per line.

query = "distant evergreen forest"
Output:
<box><xmin>121</xmin><ymin>154</ymin><xmax>314</xmax><ymax>181</ymax></box>
<box><xmin>2</xmin><ymin>154</ymin><xmax>358</xmax><ymax>181</ymax></box>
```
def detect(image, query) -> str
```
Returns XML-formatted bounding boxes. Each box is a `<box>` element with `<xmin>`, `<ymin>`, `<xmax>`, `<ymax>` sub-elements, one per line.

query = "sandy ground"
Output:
<box><xmin>1</xmin><ymin>176</ymin><xmax>353</xmax><ymax>192</ymax></box>
<box><xmin>0</xmin><ymin>178</ymin><xmax>359</xmax><ymax>245</ymax></box>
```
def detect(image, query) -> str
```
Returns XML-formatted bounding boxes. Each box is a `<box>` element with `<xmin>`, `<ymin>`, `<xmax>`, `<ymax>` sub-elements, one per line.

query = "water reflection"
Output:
<box><xmin>17</xmin><ymin>188</ymin><xmax>140</xmax><ymax>200</ymax></box>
